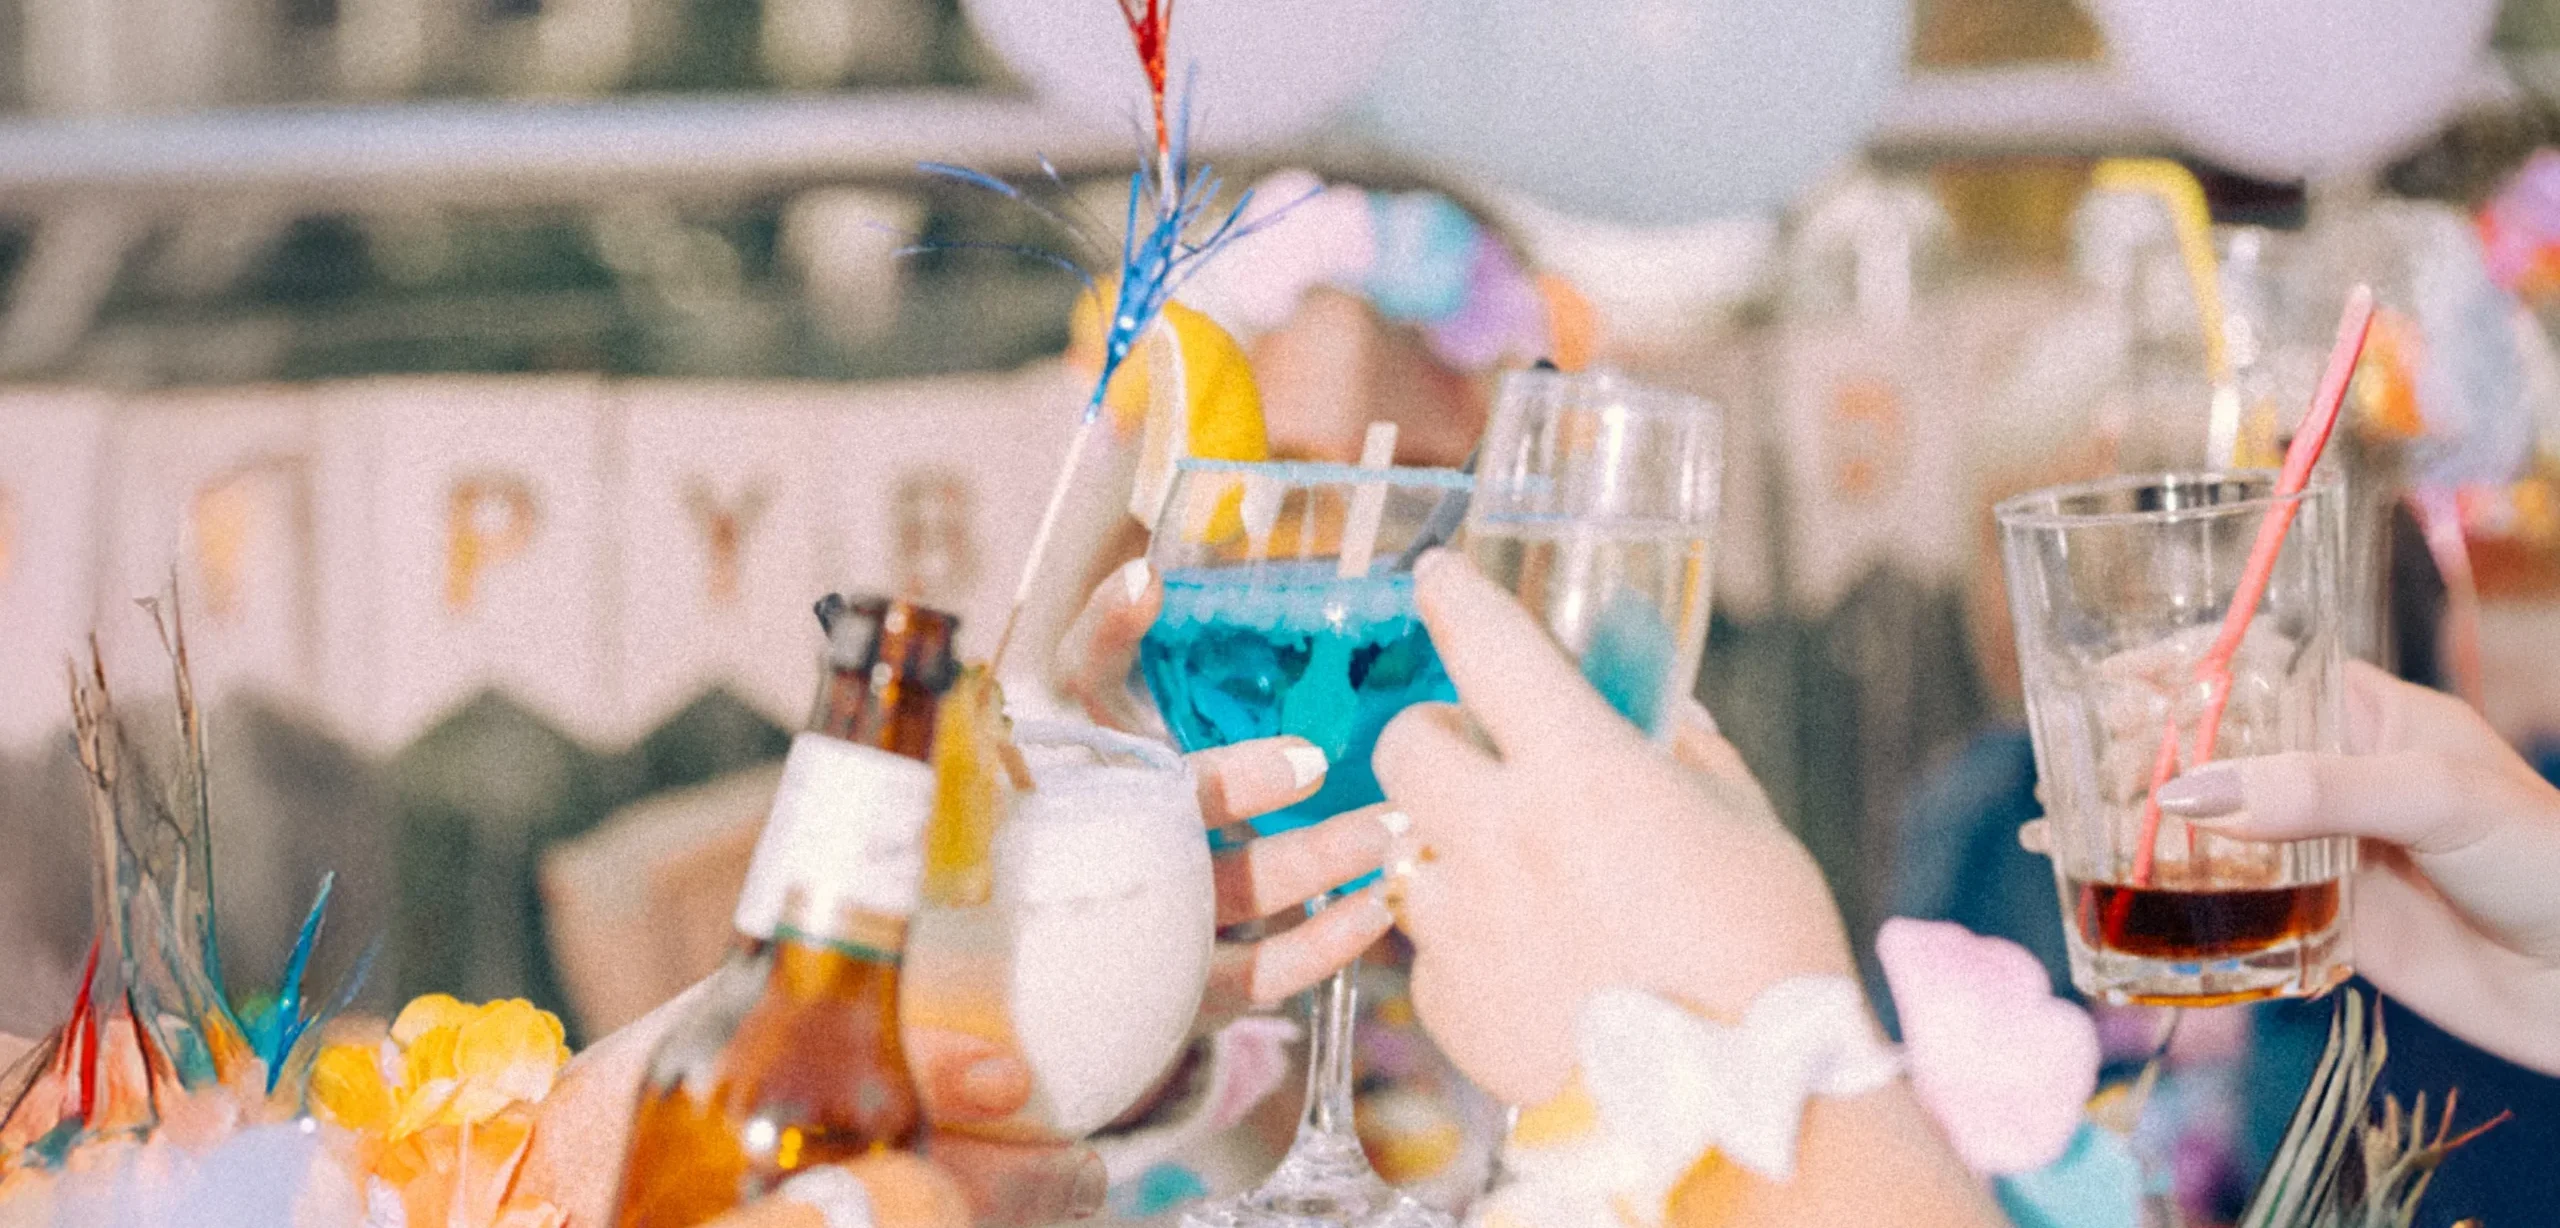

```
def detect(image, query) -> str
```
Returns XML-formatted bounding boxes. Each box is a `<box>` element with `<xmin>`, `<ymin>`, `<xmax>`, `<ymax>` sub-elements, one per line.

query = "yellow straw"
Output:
<box><xmin>2092</xmin><ymin>159</ymin><xmax>2243</xmax><ymax>463</ymax></box>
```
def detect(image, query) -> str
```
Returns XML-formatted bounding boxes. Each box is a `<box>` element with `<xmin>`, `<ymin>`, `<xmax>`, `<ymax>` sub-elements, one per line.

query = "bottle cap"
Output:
<box><xmin>816</xmin><ymin>594</ymin><xmax>963</xmax><ymax>691</ymax></box>
<box><xmin>808</xmin><ymin>595</ymin><xmax>963</xmax><ymax>755</ymax></box>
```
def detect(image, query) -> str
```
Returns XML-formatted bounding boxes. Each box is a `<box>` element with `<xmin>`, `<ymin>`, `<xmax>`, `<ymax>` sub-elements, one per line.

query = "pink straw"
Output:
<box><xmin>2124</xmin><ymin>285</ymin><xmax>2375</xmax><ymax>891</ymax></box>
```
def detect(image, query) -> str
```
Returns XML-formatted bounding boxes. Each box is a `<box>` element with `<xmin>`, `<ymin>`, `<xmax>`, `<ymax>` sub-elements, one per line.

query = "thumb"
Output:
<box><xmin>1057</xmin><ymin>556</ymin><xmax>1162</xmax><ymax>734</ymax></box>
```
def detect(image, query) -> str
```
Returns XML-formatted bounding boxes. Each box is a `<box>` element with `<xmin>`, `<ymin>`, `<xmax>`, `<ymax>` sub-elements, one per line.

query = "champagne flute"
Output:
<box><xmin>1463</xmin><ymin>369</ymin><xmax>1722</xmax><ymax>736</ymax></box>
<box><xmin>1139</xmin><ymin>457</ymin><xmax>1468</xmax><ymax>1228</ymax></box>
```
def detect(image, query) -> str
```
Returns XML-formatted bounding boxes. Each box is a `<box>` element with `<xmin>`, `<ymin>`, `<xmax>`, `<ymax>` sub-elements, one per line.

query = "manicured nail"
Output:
<box><xmin>2155</xmin><ymin>763</ymin><xmax>2245</xmax><ymax>818</ymax></box>
<box><xmin>1283</xmin><ymin>744</ymin><xmax>1328</xmax><ymax>790</ymax></box>
<box><xmin>1070</xmin><ymin>1150</ymin><xmax>1110</xmax><ymax>1217</ymax></box>
<box><xmin>1118</xmin><ymin>557</ymin><xmax>1151</xmax><ymax>605</ymax></box>
<box><xmin>1413</xmin><ymin>547</ymin><xmax>1452</xmax><ymax>581</ymax></box>
<box><xmin>1376</xmin><ymin>808</ymin><xmax>1412</xmax><ymax>838</ymax></box>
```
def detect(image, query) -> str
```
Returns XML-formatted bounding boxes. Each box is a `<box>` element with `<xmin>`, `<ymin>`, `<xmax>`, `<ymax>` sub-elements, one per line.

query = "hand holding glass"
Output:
<box><xmin>1998</xmin><ymin>473</ymin><xmax>2354</xmax><ymax>1006</ymax></box>
<box><xmin>1141</xmin><ymin>458</ymin><xmax>1464</xmax><ymax>1228</ymax></box>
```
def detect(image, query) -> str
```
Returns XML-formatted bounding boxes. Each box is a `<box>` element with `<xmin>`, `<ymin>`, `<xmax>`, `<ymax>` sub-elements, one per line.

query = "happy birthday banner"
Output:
<box><xmin>0</xmin><ymin>366</ymin><xmax>1087</xmax><ymax>752</ymax></box>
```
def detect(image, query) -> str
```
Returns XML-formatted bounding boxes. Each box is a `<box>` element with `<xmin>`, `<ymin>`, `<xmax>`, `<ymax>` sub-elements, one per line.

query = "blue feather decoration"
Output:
<box><xmin>908</xmin><ymin>81</ymin><xmax>1307</xmax><ymax>421</ymax></box>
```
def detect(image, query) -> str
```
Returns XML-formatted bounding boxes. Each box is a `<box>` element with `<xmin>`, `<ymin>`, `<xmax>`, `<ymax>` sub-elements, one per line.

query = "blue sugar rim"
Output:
<box><xmin>1173</xmin><ymin>457</ymin><xmax>1475</xmax><ymax>490</ymax></box>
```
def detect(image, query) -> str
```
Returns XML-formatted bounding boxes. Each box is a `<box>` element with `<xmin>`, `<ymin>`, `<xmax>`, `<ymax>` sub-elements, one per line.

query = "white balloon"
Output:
<box><xmin>2091</xmin><ymin>0</ymin><xmax>2497</xmax><ymax>182</ymax></box>
<box><xmin>962</xmin><ymin>0</ymin><xmax>1418</xmax><ymax>148</ymax></box>
<box><xmin>1360</xmin><ymin>0</ymin><xmax>1908</xmax><ymax>226</ymax></box>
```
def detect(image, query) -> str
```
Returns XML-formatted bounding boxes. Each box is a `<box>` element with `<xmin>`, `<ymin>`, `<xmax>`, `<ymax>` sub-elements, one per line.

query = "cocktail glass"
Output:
<box><xmin>902</xmin><ymin>720</ymin><xmax>1214</xmax><ymax>1142</ymax></box>
<box><xmin>1140</xmin><ymin>458</ymin><xmax>1466</xmax><ymax>1228</ymax></box>
<box><xmin>1463</xmin><ymin>369</ymin><xmax>1720</xmax><ymax>737</ymax></box>
<box><xmin>1997</xmin><ymin>472</ymin><xmax>2355</xmax><ymax>1005</ymax></box>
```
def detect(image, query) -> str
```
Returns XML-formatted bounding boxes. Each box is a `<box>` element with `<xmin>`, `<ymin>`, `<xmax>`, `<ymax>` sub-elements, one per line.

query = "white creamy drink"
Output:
<box><xmin>903</xmin><ymin>722</ymin><xmax>1214</xmax><ymax>1141</ymax></box>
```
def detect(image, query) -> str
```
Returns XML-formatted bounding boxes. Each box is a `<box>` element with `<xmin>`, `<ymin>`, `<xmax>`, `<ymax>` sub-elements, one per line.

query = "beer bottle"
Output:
<box><xmin>611</xmin><ymin>595</ymin><xmax>960</xmax><ymax>1227</ymax></box>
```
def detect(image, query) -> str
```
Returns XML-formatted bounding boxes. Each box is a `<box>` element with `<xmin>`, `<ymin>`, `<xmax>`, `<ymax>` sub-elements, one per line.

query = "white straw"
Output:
<box><xmin>991</xmin><ymin>413</ymin><xmax>1099</xmax><ymax>672</ymax></box>
<box><xmin>1337</xmin><ymin>422</ymin><xmax>1397</xmax><ymax>579</ymax></box>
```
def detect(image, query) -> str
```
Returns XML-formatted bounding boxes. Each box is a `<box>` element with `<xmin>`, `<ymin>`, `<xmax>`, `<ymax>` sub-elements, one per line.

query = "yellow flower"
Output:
<box><xmin>446</xmin><ymin>999</ymin><xmax>571</xmax><ymax>1123</ymax></box>
<box><xmin>311</xmin><ymin>997</ymin><xmax>570</xmax><ymax>1145</ymax></box>
<box><xmin>310</xmin><ymin>1042</ymin><xmax>397</xmax><ymax>1135</ymax></box>
<box><xmin>391</xmin><ymin>994</ymin><xmax>479</xmax><ymax>1046</ymax></box>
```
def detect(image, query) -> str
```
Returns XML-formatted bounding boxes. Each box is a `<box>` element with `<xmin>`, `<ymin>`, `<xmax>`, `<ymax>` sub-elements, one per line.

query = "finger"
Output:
<box><xmin>700</xmin><ymin>1197</ymin><xmax>823</xmax><ymax>1228</ymax></box>
<box><xmin>2018</xmin><ymin>818</ymin><xmax>2052</xmax><ymax>857</ymax></box>
<box><xmin>1190</xmin><ymin>737</ymin><xmax>1328</xmax><ymax>829</ymax></box>
<box><xmin>1383</xmin><ymin>834</ymin><xmax>1456</xmax><ymax>949</ymax></box>
<box><xmin>1213</xmin><ymin>803</ymin><xmax>1395</xmax><ymax>925</ymax></box>
<box><xmin>1411</xmin><ymin>549</ymin><xmax>1628</xmax><ymax>757</ymax></box>
<box><xmin>924</xmin><ymin>1136</ymin><xmax>1107</xmax><ymax>1228</ymax></box>
<box><xmin>1203</xmin><ymin>887</ymin><xmax>1393</xmax><ymax>1017</ymax></box>
<box><xmin>905</xmin><ymin>1026</ymin><xmax>1033</xmax><ymax>1125</ymax></box>
<box><xmin>1056</xmin><ymin>557</ymin><xmax>1162</xmax><ymax>734</ymax></box>
<box><xmin>1372</xmin><ymin>702</ymin><xmax>1498</xmax><ymax>841</ymax></box>
<box><xmin>704</xmin><ymin>1156</ymin><xmax>975</xmax><ymax>1228</ymax></box>
<box><xmin>2350</xmin><ymin>849</ymin><xmax>2560</xmax><ymax>1071</ymax></box>
<box><xmin>2157</xmin><ymin>752</ymin><xmax>2520</xmax><ymax>855</ymax></box>
<box><xmin>2345</xmin><ymin>659</ymin><xmax>2503</xmax><ymax>757</ymax></box>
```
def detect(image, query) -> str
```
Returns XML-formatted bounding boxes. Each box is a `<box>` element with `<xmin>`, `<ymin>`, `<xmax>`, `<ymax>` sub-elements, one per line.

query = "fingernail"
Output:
<box><xmin>2155</xmin><ymin>763</ymin><xmax>2245</xmax><ymax>818</ymax></box>
<box><xmin>1376</xmin><ymin>808</ymin><xmax>1412</xmax><ymax>838</ymax></box>
<box><xmin>963</xmin><ymin>1056</ymin><xmax>1015</xmax><ymax>1093</ymax></box>
<box><xmin>1118</xmin><ymin>557</ymin><xmax>1151</xmax><ymax>604</ymax></box>
<box><xmin>1283</xmin><ymin>743</ymin><xmax>1328</xmax><ymax>790</ymax></box>
<box><xmin>1413</xmin><ymin>547</ymin><xmax>1452</xmax><ymax>581</ymax></box>
<box><xmin>1070</xmin><ymin>1150</ymin><xmax>1109</xmax><ymax>1217</ymax></box>
<box><xmin>960</xmin><ymin>1054</ymin><xmax>1030</xmax><ymax>1112</ymax></box>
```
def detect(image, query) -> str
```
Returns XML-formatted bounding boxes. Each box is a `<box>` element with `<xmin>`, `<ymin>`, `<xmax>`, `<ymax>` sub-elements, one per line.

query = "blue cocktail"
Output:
<box><xmin>1140</xmin><ymin>458</ymin><xmax>1467</xmax><ymax>1228</ymax></box>
<box><xmin>1142</xmin><ymin>563</ymin><xmax>1453</xmax><ymax>837</ymax></box>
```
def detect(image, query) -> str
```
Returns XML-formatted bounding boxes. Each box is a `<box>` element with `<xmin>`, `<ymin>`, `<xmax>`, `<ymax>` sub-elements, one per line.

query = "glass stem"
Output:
<box><xmin>1297</xmin><ymin>959</ymin><xmax>1362</xmax><ymax>1143</ymax></box>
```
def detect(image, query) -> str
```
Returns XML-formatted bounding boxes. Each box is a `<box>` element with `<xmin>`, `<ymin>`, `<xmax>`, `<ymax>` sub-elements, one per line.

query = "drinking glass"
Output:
<box><xmin>1997</xmin><ymin>472</ymin><xmax>2355</xmax><ymax>1005</ymax></box>
<box><xmin>1140</xmin><ymin>458</ymin><xmax>1466</xmax><ymax>1228</ymax></box>
<box><xmin>1464</xmin><ymin>369</ymin><xmax>1721</xmax><ymax>736</ymax></box>
<box><xmin>901</xmin><ymin>721</ymin><xmax>1213</xmax><ymax>1142</ymax></box>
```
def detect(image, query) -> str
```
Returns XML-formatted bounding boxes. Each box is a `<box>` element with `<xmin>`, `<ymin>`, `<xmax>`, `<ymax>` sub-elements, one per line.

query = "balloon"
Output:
<box><xmin>2090</xmin><ymin>0</ymin><xmax>2497</xmax><ymax>182</ymax></box>
<box><xmin>961</xmin><ymin>0</ymin><xmax>1418</xmax><ymax>149</ymax></box>
<box><xmin>1362</xmin><ymin>0</ymin><xmax>1908</xmax><ymax>226</ymax></box>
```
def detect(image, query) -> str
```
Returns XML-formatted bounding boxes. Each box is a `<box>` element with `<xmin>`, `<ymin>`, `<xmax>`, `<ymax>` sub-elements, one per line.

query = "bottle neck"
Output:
<box><xmin>730</xmin><ymin>595</ymin><xmax>961</xmax><ymax>946</ymax></box>
<box><xmin>772</xmin><ymin>891</ymin><xmax>909</xmax><ymax>984</ymax></box>
<box><xmin>731</xmin><ymin>733</ymin><xmax>937</xmax><ymax>943</ymax></box>
<box><xmin>767</xmin><ymin>891</ymin><xmax>906</xmax><ymax>1024</ymax></box>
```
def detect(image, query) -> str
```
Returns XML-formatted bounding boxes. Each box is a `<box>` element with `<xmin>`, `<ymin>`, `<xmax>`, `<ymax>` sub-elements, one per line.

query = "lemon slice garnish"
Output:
<box><xmin>1068</xmin><ymin>287</ymin><xmax>1270</xmax><ymax>528</ymax></box>
<box><xmin>923</xmin><ymin>667</ymin><xmax>1014</xmax><ymax>910</ymax></box>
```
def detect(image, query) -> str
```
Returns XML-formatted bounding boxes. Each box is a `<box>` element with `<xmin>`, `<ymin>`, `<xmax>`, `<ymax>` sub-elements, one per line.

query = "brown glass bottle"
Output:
<box><xmin>611</xmin><ymin>595</ymin><xmax>959</xmax><ymax>1228</ymax></box>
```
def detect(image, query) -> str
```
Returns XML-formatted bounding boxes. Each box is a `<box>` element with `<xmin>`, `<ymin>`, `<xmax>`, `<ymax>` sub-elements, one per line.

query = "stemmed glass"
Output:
<box><xmin>1139</xmin><ymin>457</ymin><xmax>1469</xmax><ymax>1228</ymax></box>
<box><xmin>1464</xmin><ymin>369</ymin><xmax>1722</xmax><ymax>736</ymax></box>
